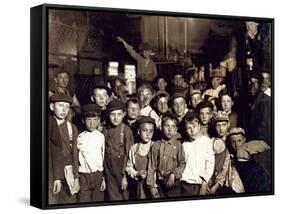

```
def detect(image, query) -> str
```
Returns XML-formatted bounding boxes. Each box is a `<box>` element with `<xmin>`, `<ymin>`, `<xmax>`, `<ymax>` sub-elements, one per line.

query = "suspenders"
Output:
<box><xmin>119</xmin><ymin>124</ymin><xmax>125</xmax><ymax>158</ymax></box>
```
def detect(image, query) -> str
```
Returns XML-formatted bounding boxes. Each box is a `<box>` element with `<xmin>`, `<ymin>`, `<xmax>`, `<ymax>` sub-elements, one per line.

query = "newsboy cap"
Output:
<box><xmin>107</xmin><ymin>99</ymin><xmax>125</xmax><ymax>113</ymax></box>
<box><xmin>228</xmin><ymin>127</ymin><xmax>246</xmax><ymax>137</ymax></box>
<box><xmin>213</xmin><ymin>111</ymin><xmax>229</xmax><ymax>123</ymax></box>
<box><xmin>81</xmin><ymin>104</ymin><xmax>102</xmax><ymax>117</ymax></box>
<box><xmin>49</xmin><ymin>93</ymin><xmax>73</xmax><ymax>104</ymax></box>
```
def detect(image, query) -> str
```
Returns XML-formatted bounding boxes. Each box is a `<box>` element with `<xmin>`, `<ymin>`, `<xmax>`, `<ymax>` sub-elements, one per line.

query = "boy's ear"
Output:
<box><xmin>54</xmin><ymin>77</ymin><xmax>58</xmax><ymax>84</ymax></box>
<box><xmin>90</xmin><ymin>96</ymin><xmax>95</xmax><ymax>103</ymax></box>
<box><xmin>49</xmin><ymin>103</ymin><xmax>54</xmax><ymax>111</ymax></box>
<box><xmin>137</xmin><ymin>128</ymin><xmax>140</xmax><ymax>136</ymax></box>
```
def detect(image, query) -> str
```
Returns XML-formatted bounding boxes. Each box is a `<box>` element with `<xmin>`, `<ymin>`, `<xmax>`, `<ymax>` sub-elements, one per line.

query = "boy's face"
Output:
<box><xmin>185</xmin><ymin>119</ymin><xmax>200</xmax><ymax>140</ymax></box>
<box><xmin>211</xmin><ymin>77</ymin><xmax>222</xmax><ymax>89</ymax></box>
<box><xmin>139</xmin><ymin>88</ymin><xmax>153</xmax><ymax>107</ymax></box>
<box><xmin>92</xmin><ymin>88</ymin><xmax>109</xmax><ymax>109</ymax></box>
<box><xmin>84</xmin><ymin>116</ymin><xmax>100</xmax><ymax>132</ymax></box>
<box><xmin>143</xmin><ymin>50</ymin><xmax>152</xmax><ymax>59</ymax></box>
<box><xmin>157</xmin><ymin>97</ymin><xmax>169</xmax><ymax>114</ymax></box>
<box><xmin>173</xmin><ymin>74</ymin><xmax>185</xmax><ymax>87</ymax></box>
<box><xmin>109</xmin><ymin>109</ymin><xmax>125</xmax><ymax>126</ymax></box>
<box><xmin>229</xmin><ymin>134</ymin><xmax>246</xmax><ymax>151</ymax></box>
<box><xmin>221</xmin><ymin>95</ymin><xmax>233</xmax><ymax>113</ymax></box>
<box><xmin>191</xmin><ymin>93</ymin><xmax>202</xmax><ymax>109</ymax></box>
<box><xmin>199</xmin><ymin>107</ymin><xmax>212</xmax><ymax>125</ymax></box>
<box><xmin>157</xmin><ymin>78</ymin><xmax>167</xmax><ymax>91</ymax></box>
<box><xmin>261</xmin><ymin>72</ymin><xmax>271</xmax><ymax>92</ymax></box>
<box><xmin>50</xmin><ymin>102</ymin><xmax>70</xmax><ymax>120</ymax></box>
<box><xmin>113</xmin><ymin>80</ymin><xmax>126</xmax><ymax>98</ymax></box>
<box><xmin>55</xmin><ymin>72</ymin><xmax>69</xmax><ymax>88</ymax></box>
<box><xmin>248</xmin><ymin>77</ymin><xmax>260</xmax><ymax>96</ymax></box>
<box><xmin>138</xmin><ymin>123</ymin><xmax>154</xmax><ymax>143</ymax></box>
<box><xmin>127</xmin><ymin>102</ymin><xmax>140</xmax><ymax>120</ymax></box>
<box><xmin>173</xmin><ymin>97</ymin><xmax>186</xmax><ymax>117</ymax></box>
<box><xmin>162</xmin><ymin>119</ymin><xmax>178</xmax><ymax>139</ymax></box>
<box><xmin>215</xmin><ymin>121</ymin><xmax>229</xmax><ymax>137</ymax></box>
<box><xmin>245</xmin><ymin>21</ymin><xmax>259</xmax><ymax>34</ymax></box>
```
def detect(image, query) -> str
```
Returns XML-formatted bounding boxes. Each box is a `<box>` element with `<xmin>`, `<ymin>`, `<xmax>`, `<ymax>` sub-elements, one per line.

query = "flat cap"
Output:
<box><xmin>81</xmin><ymin>104</ymin><xmax>102</xmax><ymax>117</ymax></box>
<box><xmin>136</xmin><ymin>116</ymin><xmax>156</xmax><ymax>128</ymax></box>
<box><xmin>228</xmin><ymin>127</ymin><xmax>246</xmax><ymax>137</ymax></box>
<box><xmin>49</xmin><ymin>93</ymin><xmax>73</xmax><ymax>104</ymax></box>
<box><xmin>171</xmin><ymin>90</ymin><xmax>186</xmax><ymax>101</ymax></box>
<box><xmin>213</xmin><ymin>111</ymin><xmax>229</xmax><ymax>123</ymax></box>
<box><xmin>107</xmin><ymin>99</ymin><xmax>125</xmax><ymax>113</ymax></box>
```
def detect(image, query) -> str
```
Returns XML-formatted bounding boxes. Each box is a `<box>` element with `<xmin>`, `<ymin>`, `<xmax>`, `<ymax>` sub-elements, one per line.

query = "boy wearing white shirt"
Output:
<box><xmin>77</xmin><ymin>104</ymin><xmax>106</xmax><ymax>202</ymax></box>
<box><xmin>181</xmin><ymin>112</ymin><xmax>215</xmax><ymax>196</ymax></box>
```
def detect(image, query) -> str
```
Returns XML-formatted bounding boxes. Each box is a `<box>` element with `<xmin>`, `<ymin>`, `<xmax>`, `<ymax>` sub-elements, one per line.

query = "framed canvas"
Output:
<box><xmin>30</xmin><ymin>3</ymin><xmax>274</xmax><ymax>209</ymax></box>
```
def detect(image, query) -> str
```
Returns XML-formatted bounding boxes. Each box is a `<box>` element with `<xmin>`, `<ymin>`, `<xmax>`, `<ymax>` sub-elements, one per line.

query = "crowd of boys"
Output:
<box><xmin>48</xmin><ymin>21</ymin><xmax>272</xmax><ymax>204</ymax></box>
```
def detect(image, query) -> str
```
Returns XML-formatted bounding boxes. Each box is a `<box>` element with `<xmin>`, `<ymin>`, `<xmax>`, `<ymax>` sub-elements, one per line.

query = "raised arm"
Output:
<box><xmin>116</xmin><ymin>36</ymin><xmax>142</xmax><ymax>61</ymax></box>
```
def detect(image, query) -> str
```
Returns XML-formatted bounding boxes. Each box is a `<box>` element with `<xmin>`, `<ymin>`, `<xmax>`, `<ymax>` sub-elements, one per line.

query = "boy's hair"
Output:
<box><xmin>137</xmin><ymin>82</ymin><xmax>154</xmax><ymax>95</ymax></box>
<box><xmin>196</xmin><ymin>100</ymin><xmax>214</xmax><ymax>112</ymax></box>
<box><xmin>54</xmin><ymin>67</ymin><xmax>69</xmax><ymax>77</ymax></box>
<box><xmin>183</xmin><ymin>111</ymin><xmax>200</xmax><ymax>125</ymax></box>
<box><xmin>161</xmin><ymin>111</ymin><xmax>179</xmax><ymax>127</ymax></box>
<box><xmin>126</xmin><ymin>97</ymin><xmax>141</xmax><ymax>108</ymax></box>
<box><xmin>90</xmin><ymin>81</ymin><xmax>112</xmax><ymax>97</ymax></box>
<box><xmin>218</xmin><ymin>88</ymin><xmax>234</xmax><ymax>100</ymax></box>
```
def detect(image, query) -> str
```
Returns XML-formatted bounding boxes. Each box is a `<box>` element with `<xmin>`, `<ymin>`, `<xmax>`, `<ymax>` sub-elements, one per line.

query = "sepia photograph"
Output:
<box><xmin>31</xmin><ymin>3</ymin><xmax>274</xmax><ymax>209</ymax></box>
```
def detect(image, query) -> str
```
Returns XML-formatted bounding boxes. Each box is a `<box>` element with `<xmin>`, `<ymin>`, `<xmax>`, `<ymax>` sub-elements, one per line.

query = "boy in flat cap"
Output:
<box><xmin>77</xmin><ymin>104</ymin><xmax>106</xmax><ymax>202</ymax></box>
<box><xmin>49</xmin><ymin>93</ymin><xmax>80</xmax><ymax>204</ymax></box>
<box><xmin>171</xmin><ymin>90</ymin><xmax>189</xmax><ymax>124</ymax></box>
<box><xmin>228</xmin><ymin>127</ymin><xmax>271</xmax><ymax>193</ymax></box>
<box><xmin>207</xmin><ymin>111</ymin><xmax>242</xmax><ymax>195</ymax></box>
<box><xmin>181</xmin><ymin>112</ymin><xmax>214</xmax><ymax>196</ymax></box>
<box><xmin>126</xmin><ymin>116</ymin><xmax>156</xmax><ymax>199</ymax></box>
<box><xmin>147</xmin><ymin>112</ymin><xmax>186</xmax><ymax>198</ymax></box>
<box><xmin>189</xmin><ymin>89</ymin><xmax>203</xmax><ymax>110</ymax></box>
<box><xmin>103</xmin><ymin>99</ymin><xmax>134</xmax><ymax>201</ymax></box>
<box><xmin>203</xmin><ymin>68</ymin><xmax>226</xmax><ymax>99</ymax></box>
<box><xmin>117</xmin><ymin>36</ymin><xmax>157</xmax><ymax>83</ymax></box>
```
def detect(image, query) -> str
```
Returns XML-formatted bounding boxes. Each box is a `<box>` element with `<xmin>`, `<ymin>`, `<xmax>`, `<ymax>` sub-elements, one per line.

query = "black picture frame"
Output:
<box><xmin>30</xmin><ymin>3</ymin><xmax>274</xmax><ymax>209</ymax></box>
